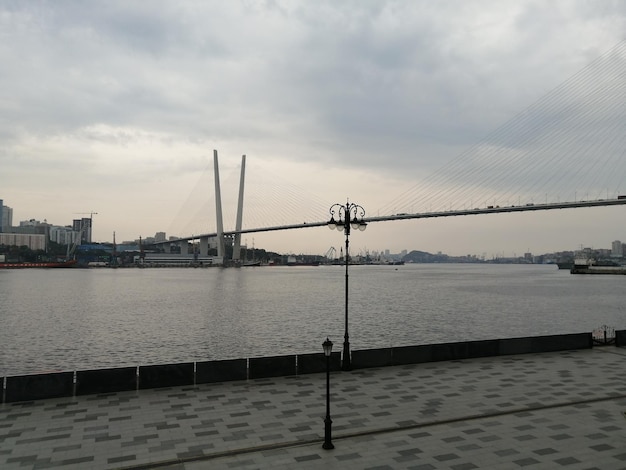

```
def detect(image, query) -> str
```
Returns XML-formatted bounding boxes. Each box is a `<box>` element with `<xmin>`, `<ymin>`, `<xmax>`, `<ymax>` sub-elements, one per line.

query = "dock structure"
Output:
<box><xmin>1</xmin><ymin>344</ymin><xmax>626</xmax><ymax>469</ymax></box>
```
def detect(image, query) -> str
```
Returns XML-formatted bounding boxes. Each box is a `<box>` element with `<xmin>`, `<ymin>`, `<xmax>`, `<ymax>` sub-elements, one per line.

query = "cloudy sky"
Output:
<box><xmin>1</xmin><ymin>1</ymin><xmax>625</xmax><ymax>257</ymax></box>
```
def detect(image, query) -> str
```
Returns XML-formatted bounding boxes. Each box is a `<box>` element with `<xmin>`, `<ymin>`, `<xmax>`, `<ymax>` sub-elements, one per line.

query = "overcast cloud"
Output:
<box><xmin>1</xmin><ymin>1</ymin><xmax>625</xmax><ymax>256</ymax></box>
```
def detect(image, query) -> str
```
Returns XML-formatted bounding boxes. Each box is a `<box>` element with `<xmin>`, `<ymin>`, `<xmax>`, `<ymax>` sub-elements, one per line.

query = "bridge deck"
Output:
<box><xmin>159</xmin><ymin>197</ymin><xmax>626</xmax><ymax>243</ymax></box>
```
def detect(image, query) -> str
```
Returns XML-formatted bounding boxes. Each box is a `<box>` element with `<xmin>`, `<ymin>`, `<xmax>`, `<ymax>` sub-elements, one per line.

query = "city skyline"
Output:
<box><xmin>1</xmin><ymin>2</ymin><xmax>625</xmax><ymax>256</ymax></box>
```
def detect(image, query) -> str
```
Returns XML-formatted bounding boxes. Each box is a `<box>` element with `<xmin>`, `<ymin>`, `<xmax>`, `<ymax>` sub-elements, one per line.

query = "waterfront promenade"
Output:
<box><xmin>2</xmin><ymin>347</ymin><xmax>626</xmax><ymax>469</ymax></box>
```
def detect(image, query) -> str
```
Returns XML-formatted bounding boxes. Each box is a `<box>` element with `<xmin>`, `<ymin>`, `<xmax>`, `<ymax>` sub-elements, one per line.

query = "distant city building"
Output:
<box><xmin>532</xmin><ymin>254</ymin><xmax>545</xmax><ymax>264</ymax></box>
<box><xmin>49</xmin><ymin>225</ymin><xmax>80</xmax><ymax>245</ymax></box>
<box><xmin>0</xmin><ymin>233</ymin><xmax>46</xmax><ymax>250</ymax></box>
<box><xmin>72</xmin><ymin>218</ymin><xmax>92</xmax><ymax>244</ymax></box>
<box><xmin>20</xmin><ymin>218</ymin><xmax>41</xmax><ymax>227</ymax></box>
<box><xmin>1</xmin><ymin>200</ymin><xmax>13</xmax><ymax>232</ymax></box>
<box><xmin>12</xmin><ymin>219</ymin><xmax>49</xmax><ymax>236</ymax></box>
<box><xmin>611</xmin><ymin>240</ymin><xmax>623</xmax><ymax>257</ymax></box>
<box><xmin>4</xmin><ymin>218</ymin><xmax>80</xmax><ymax>246</ymax></box>
<box><xmin>0</xmin><ymin>199</ymin><xmax>5</xmax><ymax>233</ymax></box>
<box><xmin>2</xmin><ymin>219</ymin><xmax>49</xmax><ymax>251</ymax></box>
<box><xmin>4</xmin><ymin>206</ymin><xmax>13</xmax><ymax>228</ymax></box>
<box><xmin>155</xmin><ymin>232</ymin><xmax>167</xmax><ymax>242</ymax></box>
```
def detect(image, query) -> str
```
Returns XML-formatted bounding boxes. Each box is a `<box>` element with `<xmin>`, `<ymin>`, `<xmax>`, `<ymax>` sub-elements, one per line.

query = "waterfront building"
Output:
<box><xmin>0</xmin><ymin>232</ymin><xmax>46</xmax><ymax>250</ymax></box>
<box><xmin>0</xmin><ymin>217</ymin><xmax>48</xmax><ymax>250</ymax></box>
<box><xmin>19</xmin><ymin>218</ymin><xmax>44</xmax><ymax>228</ymax></box>
<box><xmin>49</xmin><ymin>225</ymin><xmax>80</xmax><ymax>245</ymax></box>
<box><xmin>72</xmin><ymin>218</ymin><xmax>92</xmax><ymax>243</ymax></box>
<box><xmin>611</xmin><ymin>240</ymin><xmax>624</xmax><ymax>258</ymax></box>
<box><xmin>3</xmin><ymin>206</ymin><xmax>13</xmax><ymax>229</ymax></box>
<box><xmin>13</xmin><ymin>220</ymin><xmax>49</xmax><ymax>236</ymax></box>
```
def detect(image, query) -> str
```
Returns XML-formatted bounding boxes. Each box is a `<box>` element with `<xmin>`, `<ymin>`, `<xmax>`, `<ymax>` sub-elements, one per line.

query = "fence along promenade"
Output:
<box><xmin>2</xmin><ymin>331</ymin><xmax>622</xmax><ymax>404</ymax></box>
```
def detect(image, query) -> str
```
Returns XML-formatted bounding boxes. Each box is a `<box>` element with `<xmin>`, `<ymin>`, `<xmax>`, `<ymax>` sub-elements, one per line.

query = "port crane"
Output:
<box><xmin>324</xmin><ymin>246</ymin><xmax>337</xmax><ymax>259</ymax></box>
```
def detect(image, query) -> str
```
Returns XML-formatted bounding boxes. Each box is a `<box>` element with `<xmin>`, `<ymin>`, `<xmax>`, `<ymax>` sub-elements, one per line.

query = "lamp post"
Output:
<box><xmin>328</xmin><ymin>201</ymin><xmax>367</xmax><ymax>371</ymax></box>
<box><xmin>322</xmin><ymin>337</ymin><xmax>334</xmax><ymax>450</ymax></box>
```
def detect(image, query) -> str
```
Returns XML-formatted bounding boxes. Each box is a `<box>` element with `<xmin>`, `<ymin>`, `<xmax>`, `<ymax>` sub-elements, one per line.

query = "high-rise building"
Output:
<box><xmin>0</xmin><ymin>199</ymin><xmax>15</xmax><ymax>233</ymax></box>
<box><xmin>611</xmin><ymin>240</ymin><xmax>623</xmax><ymax>258</ymax></box>
<box><xmin>72</xmin><ymin>218</ymin><xmax>92</xmax><ymax>244</ymax></box>
<box><xmin>49</xmin><ymin>225</ymin><xmax>80</xmax><ymax>245</ymax></box>
<box><xmin>2</xmin><ymin>204</ymin><xmax>13</xmax><ymax>229</ymax></box>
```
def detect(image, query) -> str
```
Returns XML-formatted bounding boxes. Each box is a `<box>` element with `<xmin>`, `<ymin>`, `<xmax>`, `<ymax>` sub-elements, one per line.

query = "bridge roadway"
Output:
<box><xmin>156</xmin><ymin>197</ymin><xmax>626</xmax><ymax>245</ymax></box>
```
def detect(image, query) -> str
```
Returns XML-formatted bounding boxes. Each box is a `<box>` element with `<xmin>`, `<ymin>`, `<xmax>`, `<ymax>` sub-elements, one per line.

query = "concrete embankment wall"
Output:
<box><xmin>1</xmin><ymin>331</ymin><xmax>620</xmax><ymax>404</ymax></box>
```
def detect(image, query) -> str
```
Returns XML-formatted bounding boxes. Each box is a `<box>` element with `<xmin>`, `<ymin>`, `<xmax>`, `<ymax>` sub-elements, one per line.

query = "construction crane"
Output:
<box><xmin>74</xmin><ymin>211</ymin><xmax>98</xmax><ymax>219</ymax></box>
<box><xmin>324</xmin><ymin>246</ymin><xmax>336</xmax><ymax>260</ymax></box>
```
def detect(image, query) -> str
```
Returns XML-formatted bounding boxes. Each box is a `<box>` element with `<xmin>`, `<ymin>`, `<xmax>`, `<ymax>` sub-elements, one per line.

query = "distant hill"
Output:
<box><xmin>403</xmin><ymin>250</ymin><xmax>450</xmax><ymax>263</ymax></box>
<box><xmin>402</xmin><ymin>250</ymin><xmax>486</xmax><ymax>263</ymax></box>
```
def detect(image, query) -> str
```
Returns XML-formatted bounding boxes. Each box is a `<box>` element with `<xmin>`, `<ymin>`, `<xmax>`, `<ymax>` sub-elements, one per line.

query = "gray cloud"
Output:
<box><xmin>1</xmin><ymin>0</ymin><xmax>625</xmax><ymax>253</ymax></box>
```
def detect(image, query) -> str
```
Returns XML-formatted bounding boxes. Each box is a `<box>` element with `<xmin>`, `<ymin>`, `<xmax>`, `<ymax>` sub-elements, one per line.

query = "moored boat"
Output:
<box><xmin>286</xmin><ymin>255</ymin><xmax>320</xmax><ymax>266</ymax></box>
<box><xmin>0</xmin><ymin>259</ymin><xmax>78</xmax><ymax>269</ymax></box>
<box><xmin>243</xmin><ymin>261</ymin><xmax>262</xmax><ymax>267</ymax></box>
<box><xmin>570</xmin><ymin>258</ymin><xmax>626</xmax><ymax>275</ymax></box>
<box><xmin>286</xmin><ymin>260</ymin><xmax>320</xmax><ymax>266</ymax></box>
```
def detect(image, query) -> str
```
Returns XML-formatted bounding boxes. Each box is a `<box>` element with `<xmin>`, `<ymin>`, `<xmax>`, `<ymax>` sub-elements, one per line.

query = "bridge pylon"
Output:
<box><xmin>232</xmin><ymin>155</ymin><xmax>246</xmax><ymax>262</ymax></box>
<box><xmin>213</xmin><ymin>150</ymin><xmax>226</xmax><ymax>259</ymax></box>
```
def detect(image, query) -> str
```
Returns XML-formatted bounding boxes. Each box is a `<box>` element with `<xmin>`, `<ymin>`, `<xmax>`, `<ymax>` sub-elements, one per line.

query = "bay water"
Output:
<box><xmin>1</xmin><ymin>263</ymin><xmax>624</xmax><ymax>376</ymax></box>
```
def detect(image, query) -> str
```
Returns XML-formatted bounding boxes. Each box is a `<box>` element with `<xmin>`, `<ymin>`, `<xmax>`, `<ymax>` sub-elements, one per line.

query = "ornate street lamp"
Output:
<box><xmin>328</xmin><ymin>201</ymin><xmax>367</xmax><ymax>371</ymax></box>
<box><xmin>322</xmin><ymin>337</ymin><xmax>334</xmax><ymax>450</ymax></box>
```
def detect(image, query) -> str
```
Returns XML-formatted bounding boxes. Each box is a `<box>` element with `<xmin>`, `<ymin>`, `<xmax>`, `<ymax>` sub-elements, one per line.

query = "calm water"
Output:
<box><xmin>1</xmin><ymin>264</ymin><xmax>624</xmax><ymax>376</ymax></box>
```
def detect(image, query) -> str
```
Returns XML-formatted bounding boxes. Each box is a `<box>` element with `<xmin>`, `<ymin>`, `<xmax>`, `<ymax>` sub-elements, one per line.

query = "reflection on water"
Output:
<box><xmin>1</xmin><ymin>264</ymin><xmax>624</xmax><ymax>375</ymax></box>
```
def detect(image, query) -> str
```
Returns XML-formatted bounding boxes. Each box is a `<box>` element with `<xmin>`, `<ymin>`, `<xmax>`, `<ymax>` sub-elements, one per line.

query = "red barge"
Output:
<box><xmin>0</xmin><ymin>260</ymin><xmax>78</xmax><ymax>269</ymax></box>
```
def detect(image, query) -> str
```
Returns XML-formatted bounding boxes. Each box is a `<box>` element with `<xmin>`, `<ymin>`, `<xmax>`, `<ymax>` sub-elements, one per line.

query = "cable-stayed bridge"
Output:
<box><xmin>160</xmin><ymin>40</ymin><xmax>626</xmax><ymax>261</ymax></box>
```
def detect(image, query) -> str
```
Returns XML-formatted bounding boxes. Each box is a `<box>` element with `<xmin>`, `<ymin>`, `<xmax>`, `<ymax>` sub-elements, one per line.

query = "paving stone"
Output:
<box><xmin>1</xmin><ymin>348</ymin><xmax>626</xmax><ymax>469</ymax></box>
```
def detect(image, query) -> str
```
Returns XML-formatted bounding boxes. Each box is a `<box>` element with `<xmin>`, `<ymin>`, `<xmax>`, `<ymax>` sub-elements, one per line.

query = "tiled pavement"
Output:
<box><xmin>2</xmin><ymin>347</ymin><xmax>626</xmax><ymax>469</ymax></box>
